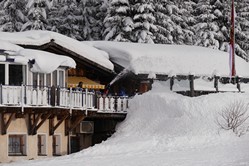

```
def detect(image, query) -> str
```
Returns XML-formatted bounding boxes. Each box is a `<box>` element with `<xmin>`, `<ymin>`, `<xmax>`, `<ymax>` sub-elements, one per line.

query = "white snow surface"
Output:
<box><xmin>86</xmin><ymin>41</ymin><xmax>249</xmax><ymax>77</ymax></box>
<box><xmin>3</xmin><ymin>81</ymin><xmax>249</xmax><ymax>166</ymax></box>
<box><xmin>0</xmin><ymin>40</ymin><xmax>76</xmax><ymax>73</ymax></box>
<box><xmin>17</xmin><ymin>49</ymin><xmax>76</xmax><ymax>73</ymax></box>
<box><xmin>0</xmin><ymin>30</ymin><xmax>114</xmax><ymax>71</ymax></box>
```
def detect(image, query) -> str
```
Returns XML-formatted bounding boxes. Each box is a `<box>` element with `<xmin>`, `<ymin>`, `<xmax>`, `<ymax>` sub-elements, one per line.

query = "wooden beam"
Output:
<box><xmin>65</xmin><ymin>115</ymin><xmax>85</xmax><ymax>135</ymax></box>
<box><xmin>36</xmin><ymin>113</ymin><xmax>52</xmax><ymax>130</ymax></box>
<box><xmin>1</xmin><ymin>113</ymin><xmax>15</xmax><ymax>135</ymax></box>
<box><xmin>49</xmin><ymin>113</ymin><xmax>69</xmax><ymax>135</ymax></box>
<box><xmin>28</xmin><ymin>113</ymin><xmax>42</xmax><ymax>135</ymax></box>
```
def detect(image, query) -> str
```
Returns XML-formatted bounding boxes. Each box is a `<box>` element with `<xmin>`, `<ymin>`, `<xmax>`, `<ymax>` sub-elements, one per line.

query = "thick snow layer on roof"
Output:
<box><xmin>17</xmin><ymin>49</ymin><xmax>76</xmax><ymax>73</ymax></box>
<box><xmin>0</xmin><ymin>40</ymin><xmax>75</xmax><ymax>73</ymax></box>
<box><xmin>87</xmin><ymin>41</ymin><xmax>249</xmax><ymax>77</ymax></box>
<box><xmin>0</xmin><ymin>31</ymin><xmax>113</xmax><ymax>71</ymax></box>
<box><xmin>0</xmin><ymin>40</ymin><xmax>23</xmax><ymax>52</ymax></box>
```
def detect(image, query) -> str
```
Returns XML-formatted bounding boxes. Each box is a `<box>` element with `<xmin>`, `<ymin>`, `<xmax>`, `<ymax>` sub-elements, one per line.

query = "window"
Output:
<box><xmin>37</xmin><ymin>134</ymin><xmax>46</xmax><ymax>156</ymax></box>
<box><xmin>52</xmin><ymin>135</ymin><xmax>61</xmax><ymax>156</ymax></box>
<box><xmin>9</xmin><ymin>65</ymin><xmax>23</xmax><ymax>85</ymax></box>
<box><xmin>33</xmin><ymin>73</ymin><xmax>38</xmax><ymax>87</ymax></box>
<box><xmin>39</xmin><ymin>74</ymin><xmax>45</xmax><ymax>87</ymax></box>
<box><xmin>8</xmin><ymin>135</ymin><xmax>26</xmax><ymax>156</ymax></box>
<box><xmin>52</xmin><ymin>71</ymin><xmax>57</xmax><ymax>86</ymax></box>
<box><xmin>58</xmin><ymin>70</ymin><xmax>64</xmax><ymax>87</ymax></box>
<box><xmin>0</xmin><ymin>64</ymin><xmax>5</xmax><ymax>85</ymax></box>
<box><xmin>46</xmin><ymin>73</ymin><xmax>51</xmax><ymax>87</ymax></box>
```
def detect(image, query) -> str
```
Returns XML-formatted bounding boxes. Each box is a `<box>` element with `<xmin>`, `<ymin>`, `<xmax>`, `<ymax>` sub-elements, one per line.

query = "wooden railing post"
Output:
<box><xmin>214</xmin><ymin>75</ymin><xmax>220</xmax><ymax>92</ymax></box>
<box><xmin>189</xmin><ymin>75</ymin><xmax>194</xmax><ymax>97</ymax></box>
<box><xmin>56</xmin><ymin>86</ymin><xmax>60</xmax><ymax>106</ymax></box>
<box><xmin>236</xmin><ymin>76</ymin><xmax>241</xmax><ymax>92</ymax></box>
<box><xmin>170</xmin><ymin>76</ymin><xmax>174</xmax><ymax>91</ymax></box>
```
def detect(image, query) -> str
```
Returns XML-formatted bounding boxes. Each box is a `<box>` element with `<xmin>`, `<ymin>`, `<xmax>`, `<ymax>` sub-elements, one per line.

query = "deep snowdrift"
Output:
<box><xmin>3</xmin><ymin>81</ymin><xmax>249</xmax><ymax>166</ymax></box>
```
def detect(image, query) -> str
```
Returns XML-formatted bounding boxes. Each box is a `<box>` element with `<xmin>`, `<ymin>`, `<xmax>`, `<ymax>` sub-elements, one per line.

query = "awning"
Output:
<box><xmin>67</xmin><ymin>76</ymin><xmax>105</xmax><ymax>89</ymax></box>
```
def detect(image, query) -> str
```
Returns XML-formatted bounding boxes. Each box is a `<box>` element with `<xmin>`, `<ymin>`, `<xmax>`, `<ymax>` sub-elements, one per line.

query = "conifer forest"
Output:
<box><xmin>0</xmin><ymin>0</ymin><xmax>249</xmax><ymax>61</ymax></box>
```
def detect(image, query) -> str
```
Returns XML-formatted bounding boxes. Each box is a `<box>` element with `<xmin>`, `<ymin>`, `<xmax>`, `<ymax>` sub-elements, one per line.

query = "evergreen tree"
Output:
<box><xmin>22</xmin><ymin>0</ymin><xmax>51</xmax><ymax>30</ymax></box>
<box><xmin>234</xmin><ymin>0</ymin><xmax>249</xmax><ymax>60</ymax></box>
<box><xmin>130</xmin><ymin>0</ymin><xmax>157</xmax><ymax>43</ymax></box>
<box><xmin>51</xmin><ymin>0</ymin><xmax>83</xmax><ymax>40</ymax></box>
<box><xmin>82</xmin><ymin>0</ymin><xmax>107</xmax><ymax>41</ymax></box>
<box><xmin>193</xmin><ymin>0</ymin><xmax>220</xmax><ymax>49</ymax></box>
<box><xmin>103</xmin><ymin>0</ymin><xmax>133</xmax><ymax>42</ymax></box>
<box><xmin>154</xmin><ymin>0</ymin><xmax>174</xmax><ymax>44</ymax></box>
<box><xmin>0</xmin><ymin>0</ymin><xmax>27</xmax><ymax>32</ymax></box>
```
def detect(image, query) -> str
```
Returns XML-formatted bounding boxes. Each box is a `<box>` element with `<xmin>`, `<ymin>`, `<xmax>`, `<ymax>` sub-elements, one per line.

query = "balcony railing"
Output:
<box><xmin>0</xmin><ymin>85</ymin><xmax>128</xmax><ymax>113</ymax></box>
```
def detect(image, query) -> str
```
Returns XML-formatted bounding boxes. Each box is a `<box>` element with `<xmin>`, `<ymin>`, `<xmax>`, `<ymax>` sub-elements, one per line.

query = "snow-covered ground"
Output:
<box><xmin>2</xmin><ymin>81</ymin><xmax>249</xmax><ymax>166</ymax></box>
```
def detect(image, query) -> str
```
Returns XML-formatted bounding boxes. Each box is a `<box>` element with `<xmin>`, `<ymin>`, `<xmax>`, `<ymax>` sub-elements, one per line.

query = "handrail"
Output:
<box><xmin>0</xmin><ymin>85</ymin><xmax>129</xmax><ymax>112</ymax></box>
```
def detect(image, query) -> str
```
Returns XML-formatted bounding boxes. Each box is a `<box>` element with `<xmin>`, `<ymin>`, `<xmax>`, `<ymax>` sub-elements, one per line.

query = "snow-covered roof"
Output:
<box><xmin>86</xmin><ymin>41</ymin><xmax>249</xmax><ymax>78</ymax></box>
<box><xmin>0</xmin><ymin>30</ymin><xmax>114</xmax><ymax>72</ymax></box>
<box><xmin>0</xmin><ymin>40</ymin><xmax>76</xmax><ymax>73</ymax></box>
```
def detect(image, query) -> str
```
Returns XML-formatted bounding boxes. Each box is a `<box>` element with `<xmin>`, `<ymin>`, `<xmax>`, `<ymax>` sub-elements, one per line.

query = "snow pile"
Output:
<box><xmin>17</xmin><ymin>49</ymin><xmax>76</xmax><ymax>73</ymax></box>
<box><xmin>0</xmin><ymin>31</ymin><xmax>114</xmax><ymax>71</ymax></box>
<box><xmin>4</xmin><ymin>81</ymin><xmax>249</xmax><ymax>166</ymax></box>
<box><xmin>0</xmin><ymin>40</ymin><xmax>76</xmax><ymax>73</ymax></box>
<box><xmin>87</xmin><ymin>41</ymin><xmax>249</xmax><ymax>77</ymax></box>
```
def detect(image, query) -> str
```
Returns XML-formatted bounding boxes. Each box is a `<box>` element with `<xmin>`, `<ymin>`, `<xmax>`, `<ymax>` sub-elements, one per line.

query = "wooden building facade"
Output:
<box><xmin>0</xmin><ymin>38</ymin><xmax>128</xmax><ymax>163</ymax></box>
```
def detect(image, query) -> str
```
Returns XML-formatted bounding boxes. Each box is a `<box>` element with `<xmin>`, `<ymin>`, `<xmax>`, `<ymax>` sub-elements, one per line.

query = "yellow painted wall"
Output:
<box><xmin>0</xmin><ymin>114</ymin><xmax>68</xmax><ymax>163</ymax></box>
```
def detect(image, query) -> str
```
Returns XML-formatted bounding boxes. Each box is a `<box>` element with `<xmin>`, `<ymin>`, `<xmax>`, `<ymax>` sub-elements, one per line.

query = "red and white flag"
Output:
<box><xmin>229</xmin><ymin>0</ymin><xmax>236</xmax><ymax>78</ymax></box>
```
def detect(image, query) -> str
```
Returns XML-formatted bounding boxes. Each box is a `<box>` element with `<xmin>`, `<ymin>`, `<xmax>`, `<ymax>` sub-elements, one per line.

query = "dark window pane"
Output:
<box><xmin>0</xmin><ymin>64</ymin><xmax>5</xmax><ymax>85</ymax></box>
<box><xmin>9</xmin><ymin>65</ymin><xmax>23</xmax><ymax>86</ymax></box>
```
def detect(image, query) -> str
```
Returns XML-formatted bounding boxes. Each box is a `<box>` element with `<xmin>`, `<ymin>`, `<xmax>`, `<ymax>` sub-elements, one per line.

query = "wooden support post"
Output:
<box><xmin>49</xmin><ymin>113</ymin><xmax>69</xmax><ymax>135</ymax></box>
<box><xmin>36</xmin><ymin>113</ymin><xmax>52</xmax><ymax>130</ymax></box>
<box><xmin>1</xmin><ymin>113</ymin><xmax>15</xmax><ymax>135</ymax></box>
<box><xmin>236</xmin><ymin>76</ymin><xmax>241</xmax><ymax>92</ymax></box>
<box><xmin>214</xmin><ymin>76</ymin><xmax>220</xmax><ymax>92</ymax></box>
<box><xmin>65</xmin><ymin>115</ymin><xmax>85</xmax><ymax>136</ymax></box>
<box><xmin>189</xmin><ymin>75</ymin><xmax>194</xmax><ymax>97</ymax></box>
<box><xmin>170</xmin><ymin>76</ymin><xmax>174</xmax><ymax>91</ymax></box>
<box><xmin>28</xmin><ymin>113</ymin><xmax>42</xmax><ymax>135</ymax></box>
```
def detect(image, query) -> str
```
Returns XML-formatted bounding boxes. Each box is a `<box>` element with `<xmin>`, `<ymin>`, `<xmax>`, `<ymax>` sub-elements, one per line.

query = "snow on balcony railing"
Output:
<box><xmin>0</xmin><ymin>85</ymin><xmax>128</xmax><ymax>113</ymax></box>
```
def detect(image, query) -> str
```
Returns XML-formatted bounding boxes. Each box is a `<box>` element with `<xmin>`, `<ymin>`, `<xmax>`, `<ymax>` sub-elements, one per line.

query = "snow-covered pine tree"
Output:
<box><xmin>51</xmin><ymin>0</ymin><xmax>83</xmax><ymax>40</ymax></box>
<box><xmin>154</xmin><ymin>0</ymin><xmax>174</xmax><ymax>44</ymax></box>
<box><xmin>178</xmin><ymin>0</ymin><xmax>197</xmax><ymax>45</ymax></box>
<box><xmin>193</xmin><ymin>0</ymin><xmax>220</xmax><ymax>49</ymax></box>
<box><xmin>82</xmin><ymin>0</ymin><xmax>108</xmax><ymax>41</ymax></box>
<box><xmin>22</xmin><ymin>0</ymin><xmax>52</xmax><ymax>31</ymax></box>
<box><xmin>0</xmin><ymin>0</ymin><xmax>27</xmax><ymax>32</ymax></box>
<box><xmin>234</xmin><ymin>0</ymin><xmax>249</xmax><ymax>61</ymax></box>
<box><xmin>130</xmin><ymin>0</ymin><xmax>156</xmax><ymax>43</ymax></box>
<box><xmin>103</xmin><ymin>0</ymin><xmax>133</xmax><ymax>42</ymax></box>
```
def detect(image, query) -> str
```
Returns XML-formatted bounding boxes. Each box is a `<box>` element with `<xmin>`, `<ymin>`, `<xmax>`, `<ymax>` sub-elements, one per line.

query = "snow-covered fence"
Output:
<box><xmin>97</xmin><ymin>96</ymin><xmax>129</xmax><ymax>112</ymax></box>
<box><xmin>0</xmin><ymin>85</ymin><xmax>128</xmax><ymax>112</ymax></box>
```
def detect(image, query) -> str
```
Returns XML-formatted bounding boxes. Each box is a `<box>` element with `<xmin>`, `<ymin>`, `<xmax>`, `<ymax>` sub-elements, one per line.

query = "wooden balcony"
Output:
<box><xmin>0</xmin><ymin>85</ymin><xmax>129</xmax><ymax>113</ymax></box>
